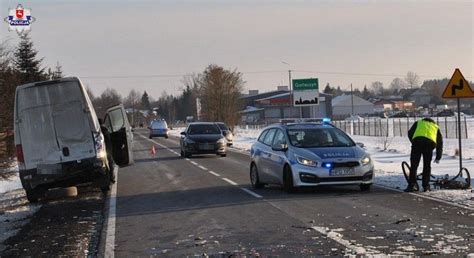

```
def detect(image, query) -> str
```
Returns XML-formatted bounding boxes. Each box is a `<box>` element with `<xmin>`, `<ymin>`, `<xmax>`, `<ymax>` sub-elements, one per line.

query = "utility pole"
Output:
<box><xmin>288</xmin><ymin>69</ymin><xmax>292</xmax><ymax>104</ymax></box>
<box><xmin>351</xmin><ymin>83</ymin><xmax>354</xmax><ymax>116</ymax></box>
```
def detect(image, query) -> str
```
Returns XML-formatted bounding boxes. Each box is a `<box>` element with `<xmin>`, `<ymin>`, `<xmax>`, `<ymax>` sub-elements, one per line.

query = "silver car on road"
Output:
<box><xmin>250</xmin><ymin>121</ymin><xmax>374</xmax><ymax>192</ymax></box>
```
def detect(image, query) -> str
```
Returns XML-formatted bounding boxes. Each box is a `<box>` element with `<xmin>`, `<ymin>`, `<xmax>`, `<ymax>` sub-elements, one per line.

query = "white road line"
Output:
<box><xmin>240</xmin><ymin>187</ymin><xmax>263</xmax><ymax>198</ymax></box>
<box><xmin>104</xmin><ymin>166</ymin><xmax>118</xmax><ymax>258</ymax></box>
<box><xmin>208</xmin><ymin>171</ymin><xmax>221</xmax><ymax>177</ymax></box>
<box><xmin>222</xmin><ymin>177</ymin><xmax>238</xmax><ymax>186</ymax></box>
<box><xmin>376</xmin><ymin>184</ymin><xmax>474</xmax><ymax>211</ymax></box>
<box><xmin>311</xmin><ymin>226</ymin><xmax>368</xmax><ymax>255</ymax></box>
<box><xmin>140</xmin><ymin>133</ymin><xmax>264</xmax><ymax>200</ymax></box>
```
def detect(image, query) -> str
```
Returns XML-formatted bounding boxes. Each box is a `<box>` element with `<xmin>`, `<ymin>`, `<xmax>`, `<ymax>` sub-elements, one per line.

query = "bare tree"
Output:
<box><xmin>196</xmin><ymin>64</ymin><xmax>244</xmax><ymax>128</ymax></box>
<box><xmin>93</xmin><ymin>88</ymin><xmax>122</xmax><ymax>118</ymax></box>
<box><xmin>85</xmin><ymin>86</ymin><xmax>95</xmax><ymax>101</ymax></box>
<box><xmin>124</xmin><ymin>89</ymin><xmax>140</xmax><ymax>126</ymax></box>
<box><xmin>404</xmin><ymin>71</ymin><xmax>420</xmax><ymax>89</ymax></box>
<box><xmin>370</xmin><ymin>81</ymin><xmax>384</xmax><ymax>97</ymax></box>
<box><xmin>389</xmin><ymin>77</ymin><xmax>406</xmax><ymax>94</ymax></box>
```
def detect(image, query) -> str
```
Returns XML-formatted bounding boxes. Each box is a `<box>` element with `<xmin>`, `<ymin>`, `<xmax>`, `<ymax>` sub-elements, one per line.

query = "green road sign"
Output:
<box><xmin>292</xmin><ymin>78</ymin><xmax>319</xmax><ymax>91</ymax></box>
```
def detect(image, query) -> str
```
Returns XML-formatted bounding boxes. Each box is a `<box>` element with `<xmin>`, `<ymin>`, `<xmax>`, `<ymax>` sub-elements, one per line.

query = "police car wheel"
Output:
<box><xmin>250</xmin><ymin>163</ymin><xmax>263</xmax><ymax>189</ymax></box>
<box><xmin>283</xmin><ymin>165</ymin><xmax>295</xmax><ymax>193</ymax></box>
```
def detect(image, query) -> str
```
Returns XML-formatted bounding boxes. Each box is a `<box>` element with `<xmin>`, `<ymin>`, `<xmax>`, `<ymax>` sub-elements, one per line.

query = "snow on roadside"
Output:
<box><xmin>229</xmin><ymin>127</ymin><xmax>474</xmax><ymax>208</ymax></box>
<box><xmin>0</xmin><ymin>161</ymin><xmax>41</xmax><ymax>251</ymax></box>
<box><xmin>0</xmin><ymin>163</ymin><xmax>22</xmax><ymax>194</ymax></box>
<box><xmin>0</xmin><ymin>189</ymin><xmax>41</xmax><ymax>251</ymax></box>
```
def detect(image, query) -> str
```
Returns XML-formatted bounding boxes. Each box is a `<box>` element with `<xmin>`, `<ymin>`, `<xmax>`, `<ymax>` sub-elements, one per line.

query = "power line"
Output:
<box><xmin>79</xmin><ymin>70</ymin><xmax>472</xmax><ymax>80</ymax></box>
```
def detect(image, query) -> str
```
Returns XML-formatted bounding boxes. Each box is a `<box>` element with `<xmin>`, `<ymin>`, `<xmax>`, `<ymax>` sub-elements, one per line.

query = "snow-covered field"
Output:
<box><xmin>170</xmin><ymin>126</ymin><xmax>474</xmax><ymax>208</ymax></box>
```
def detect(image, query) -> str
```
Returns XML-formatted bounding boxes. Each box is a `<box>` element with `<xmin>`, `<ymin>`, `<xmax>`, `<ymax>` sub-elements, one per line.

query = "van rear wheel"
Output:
<box><xmin>25</xmin><ymin>187</ymin><xmax>45</xmax><ymax>203</ymax></box>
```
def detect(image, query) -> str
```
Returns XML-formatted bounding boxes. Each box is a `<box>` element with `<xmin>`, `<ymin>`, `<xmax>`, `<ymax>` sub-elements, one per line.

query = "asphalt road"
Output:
<box><xmin>113</xmin><ymin>129</ymin><xmax>474</xmax><ymax>256</ymax></box>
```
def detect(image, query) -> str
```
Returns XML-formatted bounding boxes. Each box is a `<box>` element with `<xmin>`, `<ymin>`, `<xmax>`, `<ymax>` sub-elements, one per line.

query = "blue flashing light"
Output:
<box><xmin>322</xmin><ymin>118</ymin><xmax>331</xmax><ymax>123</ymax></box>
<box><xmin>324</xmin><ymin>163</ymin><xmax>332</xmax><ymax>169</ymax></box>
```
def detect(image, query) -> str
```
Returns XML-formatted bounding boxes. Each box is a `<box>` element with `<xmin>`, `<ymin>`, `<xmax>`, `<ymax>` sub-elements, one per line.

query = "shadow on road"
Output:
<box><xmin>115</xmin><ymin>184</ymin><xmax>399</xmax><ymax>218</ymax></box>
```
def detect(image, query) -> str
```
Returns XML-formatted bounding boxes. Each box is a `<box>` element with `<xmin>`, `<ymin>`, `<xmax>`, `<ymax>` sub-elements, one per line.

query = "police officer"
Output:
<box><xmin>405</xmin><ymin>117</ymin><xmax>443</xmax><ymax>192</ymax></box>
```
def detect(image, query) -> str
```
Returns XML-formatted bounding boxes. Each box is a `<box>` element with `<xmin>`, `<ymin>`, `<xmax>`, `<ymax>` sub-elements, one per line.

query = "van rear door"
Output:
<box><xmin>104</xmin><ymin>104</ymin><xmax>134</xmax><ymax>166</ymax></box>
<box><xmin>16</xmin><ymin>80</ymin><xmax>96</xmax><ymax>170</ymax></box>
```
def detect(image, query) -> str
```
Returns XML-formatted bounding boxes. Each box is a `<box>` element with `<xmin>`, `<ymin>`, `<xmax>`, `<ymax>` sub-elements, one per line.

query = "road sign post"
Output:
<box><xmin>292</xmin><ymin>78</ymin><xmax>319</xmax><ymax>119</ymax></box>
<box><xmin>442</xmin><ymin>68</ymin><xmax>474</xmax><ymax>172</ymax></box>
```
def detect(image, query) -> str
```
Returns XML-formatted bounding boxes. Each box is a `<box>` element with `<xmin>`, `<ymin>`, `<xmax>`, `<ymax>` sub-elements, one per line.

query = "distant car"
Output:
<box><xmin>250</xmin><ymin>121</ymin><xmax>374</xmax><ymax>193</ymax></box>
<box><xmin>149</xmin><ymin>119</ymin><xmax>169</xmax><ymax>138</ymax></box>
<box><xmin>344</xmin><ymin>115</ymin><xmax>363</xmax><ymax>121</ymax></box>
<box><xmin>436</xmin><ymin>109</ymin><xmax>454</xmax><ymax>117</ymax></box>
<box><xmin>389</xmin><ymin>111</ymin><xmax>408</xmax><ymax>118</ymax></box>
<box><xmin>215</xmin><ymin>122</ymin><xmax>233</xmax><ymax>146</ymax></box>
<box><xmin>180</xmin><ymin>122</ymin><xmax>227</xmax><ymax>158</ymax></box>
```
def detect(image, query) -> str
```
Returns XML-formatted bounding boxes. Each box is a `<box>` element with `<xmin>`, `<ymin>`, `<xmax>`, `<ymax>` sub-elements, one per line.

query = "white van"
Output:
<box><xmin>14</xmin><ymin>77</ymin><xmax>134</xmax><ymax>202</ymax></box>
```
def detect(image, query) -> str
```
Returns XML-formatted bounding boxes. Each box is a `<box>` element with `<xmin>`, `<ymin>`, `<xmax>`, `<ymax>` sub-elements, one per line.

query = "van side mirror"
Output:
<box><xmin>180</xmin><ymin>131</ymin><xmax>186</xmax><ymax>136</ymax></box>
<box><xmin>356</xmin><ymin>142</ymin><xmax>365</xmax><ymax>148</ymax></box>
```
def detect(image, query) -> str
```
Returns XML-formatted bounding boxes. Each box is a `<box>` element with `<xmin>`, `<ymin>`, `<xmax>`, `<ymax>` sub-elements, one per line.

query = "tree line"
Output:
<box><xmin>0</xmin><ymin>34</ymin><xmax>63</xmax><ymax>131</ymax></box>
<box><xmin>89</xmin><ymin>64</ymin><xmax>244</xmax><ymax>128</ymax></box>
<box><xmin>322</xmin><ymin>71</ymin><xmax>453</xmax><ymax>106</ymax></box>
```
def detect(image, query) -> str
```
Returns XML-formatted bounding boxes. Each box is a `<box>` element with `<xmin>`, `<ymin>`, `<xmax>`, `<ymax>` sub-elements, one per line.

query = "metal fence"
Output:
<box><xmin>237</xmin><ymin>116</ymin><xmax>471</xmax><ymax>139</ymax></box>
<box><xmin>333</xmin><ymin>117</ymin><xmax>470</xmax><ymax>139</ymax></box>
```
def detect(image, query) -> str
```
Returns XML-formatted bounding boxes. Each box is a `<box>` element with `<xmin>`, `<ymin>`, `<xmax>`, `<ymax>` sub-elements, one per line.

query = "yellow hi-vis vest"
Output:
<box><xmin>413</xmin><ymin>120</ymin><xmax>438</xmax><ymax>143</ymax></box>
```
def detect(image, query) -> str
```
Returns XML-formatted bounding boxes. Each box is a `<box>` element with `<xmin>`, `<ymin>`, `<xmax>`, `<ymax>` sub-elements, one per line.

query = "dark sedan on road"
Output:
<box><xmin>215</xmin><ymin>122</ymin><xmax>233</xmax><ymax>146</ymax></box>
<box><xmin>180</xmin><ymin>122</ymin><xmax>227</xmax><ymax>158</ymax></box>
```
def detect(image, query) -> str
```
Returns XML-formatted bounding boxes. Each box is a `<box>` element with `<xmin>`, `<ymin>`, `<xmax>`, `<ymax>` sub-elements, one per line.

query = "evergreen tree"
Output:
<box><xmin>335</xmin><ymin>86</ymin><xmax>343</xmax><ymax>96</ymax></box>
<box><xmin>141</xmin><ymin>91</ymin><xmax>151</xmax><ymax>111</ymax></box>
<box><xmin>52</xmin><ymin>62</ymin><xmax>63</xmax><ymax>79</ymax></box>
<box><xmin>353</xmin><ymin>88</ymin><xmax>362</xmax><ymax>97</ymax></box>
<box><xmin>323</xmin><ymin>83</ymin><xmax>335</xmax><ymax>95</ymax></box>
<box><xmin>362</xmin><ymin>85</ymin><xmax>371</xmax><ymax>99</ymax></box>
<box><xmin>13</xmin><ymin>33</ymin><xmax>46</xmax><ymax>83</ymax></box>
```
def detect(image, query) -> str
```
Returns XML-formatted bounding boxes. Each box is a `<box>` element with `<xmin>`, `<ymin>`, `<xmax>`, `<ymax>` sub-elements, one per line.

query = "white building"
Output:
<box><xmin>332</xmin><ymin>94</ymin><xmax>374</xmax><ymax>118</ymax></box>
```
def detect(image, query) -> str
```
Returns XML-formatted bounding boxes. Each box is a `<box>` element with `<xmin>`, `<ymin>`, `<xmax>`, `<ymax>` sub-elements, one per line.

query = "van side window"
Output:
<box><xmin>258</xmin><ymin>130</ymin><xmax>268</xmax><ymax>143</ymax></box>
<box><xmin>106</xmin><ymin>109</ymin><xmax>125</xmax><ymax>132</ymax></box>
<box><xmin>263</xmin><ymin>129</ymin><xmax>276</xmax><ymax>146</ymax></box>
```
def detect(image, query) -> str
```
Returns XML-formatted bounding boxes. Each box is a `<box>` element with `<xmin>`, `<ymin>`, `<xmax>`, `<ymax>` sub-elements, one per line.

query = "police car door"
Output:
<box><xmin>104</xmin><ymin>104</ymin><xmax>134</xmax><ymax>166</ymax></box>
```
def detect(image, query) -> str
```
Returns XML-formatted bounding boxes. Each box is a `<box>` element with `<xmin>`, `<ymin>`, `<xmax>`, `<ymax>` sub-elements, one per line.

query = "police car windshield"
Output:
<box><xmin>287</xmin><ymin>128</ymin><xmax>355</xmax><ymax>148</ymax></box>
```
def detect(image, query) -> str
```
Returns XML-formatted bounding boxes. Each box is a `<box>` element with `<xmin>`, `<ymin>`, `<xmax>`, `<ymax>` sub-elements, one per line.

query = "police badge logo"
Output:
<box><xmin>4</xmin><ymin>4</ymin><xmax>36</xmax><ymax>34</ymax></box>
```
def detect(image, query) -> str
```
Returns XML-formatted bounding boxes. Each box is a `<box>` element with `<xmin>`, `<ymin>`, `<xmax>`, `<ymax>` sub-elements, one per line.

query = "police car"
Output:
<box><xmin>249</xmin><ymin>119</ymin><xmax>374</xmax><ymax>192</ymax></box>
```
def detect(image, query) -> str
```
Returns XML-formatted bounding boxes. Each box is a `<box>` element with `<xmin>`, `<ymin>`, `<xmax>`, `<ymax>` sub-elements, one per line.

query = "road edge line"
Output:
<box><xmin>104</xmin><ymin>167</ymin><xmax>118</xmax><ymax>258</ymax></box>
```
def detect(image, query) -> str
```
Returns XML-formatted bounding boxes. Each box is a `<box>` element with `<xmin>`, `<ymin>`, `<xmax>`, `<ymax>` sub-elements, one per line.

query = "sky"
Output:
<box><xmin>1</xmin><ymin>0</ymin><xmax>473</xmax><ymax>99</ymax></box>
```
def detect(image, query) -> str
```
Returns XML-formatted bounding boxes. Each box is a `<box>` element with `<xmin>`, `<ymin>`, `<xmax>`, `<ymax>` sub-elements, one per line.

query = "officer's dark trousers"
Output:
<box><xmin>409</xmin><ymin>138</ymin><xmax>435</xmax><ymax>189</ymax></box>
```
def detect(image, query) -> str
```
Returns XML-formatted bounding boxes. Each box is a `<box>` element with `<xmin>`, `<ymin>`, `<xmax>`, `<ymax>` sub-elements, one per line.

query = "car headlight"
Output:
<box><xmin>296</xmin><ymin>155</ymin><xmax>317</xmax><ymax>167</ymax></box>
<box><xmin>185</xmin><ymin>138</ymin><xmax>195</xmax><ymax>144</ymax></box>
<box><xmin>360</xmin><ymin>155</ymin><xmax>371</xmax><ymax>166</ymax></box>
<box><xmin>217</xmin><ymin>138</ymin><xmax>226</xmax><ymax>144</ymax></box>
